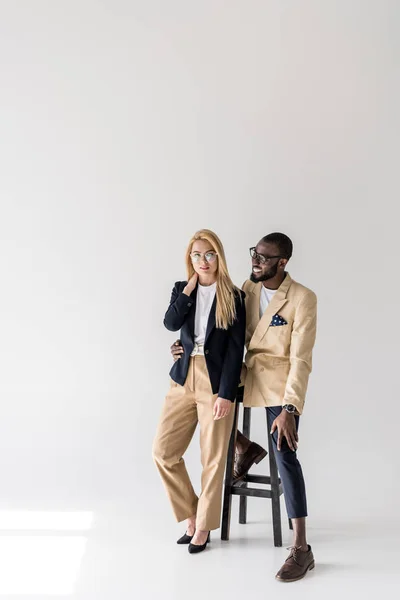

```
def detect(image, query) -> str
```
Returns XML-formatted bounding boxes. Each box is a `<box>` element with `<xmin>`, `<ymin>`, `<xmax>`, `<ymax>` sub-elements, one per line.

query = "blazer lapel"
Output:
<box><xmin>246</xmin><ymin>282</ymin><xmax>262</xmax><ymax>345</ymax></box>
<box><xmin>187</xmin><ymin>286</ymin><xmax>198</xmax><ymax>338</ymax></box>
<box><xmin>204</xmin><ymin>295</ymin><xmax>217</xmax><ymax>344</ymax></box>
<box><xmin>248</xmin><ymin>273</ymin><xmax>293</xmax><ymax>350</ymax></box>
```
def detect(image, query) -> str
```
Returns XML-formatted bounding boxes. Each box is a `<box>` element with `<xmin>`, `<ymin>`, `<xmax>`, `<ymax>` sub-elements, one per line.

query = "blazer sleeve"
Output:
<box><xmin>218</xmin><ymin>291</ymin><xmax>246</xmax><ymax>402</ymax></box>
<box><xmin>283</xmin><ymin>290</ymin><xmax>317</xmax><ymax>414</ymax></box>
<box><xmin>163</xmin><ymin>281</ymin><xmax>193</xmax><ymax>332</ymax></box>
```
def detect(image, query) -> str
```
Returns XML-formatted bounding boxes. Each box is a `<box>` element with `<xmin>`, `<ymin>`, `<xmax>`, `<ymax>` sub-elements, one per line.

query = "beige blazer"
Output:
<box><xmin>241</xmin><ymin>273</ymin><xmax>317</xmax><ymax>414</ymax></box>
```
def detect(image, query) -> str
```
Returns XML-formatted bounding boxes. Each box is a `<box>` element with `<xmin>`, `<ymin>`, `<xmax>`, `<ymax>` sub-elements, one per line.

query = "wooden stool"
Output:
<box><xmin>221</xmin><ymin>390</ymin><xmax>292</xmax><ymax>547</ymax></box>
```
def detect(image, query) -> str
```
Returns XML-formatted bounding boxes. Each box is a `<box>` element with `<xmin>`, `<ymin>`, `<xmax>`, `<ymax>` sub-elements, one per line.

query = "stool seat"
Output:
<box><xmin>221</xmin><ymin>394</ymin><xmax>292</xmax><ymax>547</ymax></box>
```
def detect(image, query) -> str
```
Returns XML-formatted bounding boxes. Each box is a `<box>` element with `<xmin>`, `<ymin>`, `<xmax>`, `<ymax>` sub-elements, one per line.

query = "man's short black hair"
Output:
<box><xmin>261</xmin><ymin>232</ymin><xmax>293</xmax><ymax>260</ymax></box>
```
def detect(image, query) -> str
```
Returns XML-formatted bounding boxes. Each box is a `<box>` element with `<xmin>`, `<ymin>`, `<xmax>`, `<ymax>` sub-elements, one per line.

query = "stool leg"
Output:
<box><xmin>239</xmin><ymin>407</ymin><xmax>251</xmax><ymax>524</ymax></box>
<box><xmin>289</xmin><ymin>518</ymin><xmax>293</xmax><ymax>530</ymax></box>
<box><xmin>221</xmin><ymin>401</ymin><xmax>239</xmax><ymax>541</ymax></box>
<box><xmin>267</xmin><ymin>413</ymin><xmax>282</xmax><ymax>547</ymax></box>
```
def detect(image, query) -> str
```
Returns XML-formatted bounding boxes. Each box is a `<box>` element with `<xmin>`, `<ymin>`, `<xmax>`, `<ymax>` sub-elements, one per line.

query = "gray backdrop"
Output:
<box><xmin>0</xmin><ymin>1</ymin><xmax>399</xmax><ymax>589</ymax></box>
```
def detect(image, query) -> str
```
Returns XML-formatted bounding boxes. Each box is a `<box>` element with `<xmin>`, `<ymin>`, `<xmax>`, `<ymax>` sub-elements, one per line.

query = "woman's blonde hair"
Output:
<box><xmin>185</xmin><ymin>229</ymin><xmax>241</xmax><ymax>330</ymax></box>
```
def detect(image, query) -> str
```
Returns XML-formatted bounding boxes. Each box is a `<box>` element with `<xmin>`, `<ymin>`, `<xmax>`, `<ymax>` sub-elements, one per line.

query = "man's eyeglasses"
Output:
<box><xmin>249</xmin><ymin>247</ymin><xmax>282</xmax><ymax>264</ymax></box>
<box><xmin>190</xmin><ymin>251</ymin><xmax>218</xmax><ymax>264</ymax></box>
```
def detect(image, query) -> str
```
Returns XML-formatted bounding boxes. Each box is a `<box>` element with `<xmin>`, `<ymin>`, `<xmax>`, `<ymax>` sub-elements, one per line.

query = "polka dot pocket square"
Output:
<box><xmin>270</xmin><ymin>314</ymin><xmax>288</xmax><ymax>327</ymax></box>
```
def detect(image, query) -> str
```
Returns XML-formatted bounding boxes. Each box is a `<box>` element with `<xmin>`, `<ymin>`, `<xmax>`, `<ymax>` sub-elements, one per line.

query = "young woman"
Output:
<box><xmin>152</xmin><ymin>229</ymin><xmax>245</xmax><ymax>554</ymax></box>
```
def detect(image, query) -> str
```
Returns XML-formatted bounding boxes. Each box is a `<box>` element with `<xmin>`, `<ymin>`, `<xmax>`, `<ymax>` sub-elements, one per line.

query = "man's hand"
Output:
<box><xmin>270</xmin><ymin>410</ymin><xmax>298</xmax><ymax>451</ymax></box>
<box><xmin>213</xmin><ymin>397</ymin><xmax>232</xmax><ymax>420</ymax></box>
<box><xmin>171</xmin><ymin>340</ymin><xmax>184</xmax><ymax>361</ymax></box>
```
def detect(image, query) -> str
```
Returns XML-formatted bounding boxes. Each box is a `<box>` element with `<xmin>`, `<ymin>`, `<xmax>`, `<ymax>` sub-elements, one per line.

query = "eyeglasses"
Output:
<box><xmin>249</xmin><ymin>247</ymin><xmax>282</xmax><ymax>264</ymax></box>
<box><xmin>190</xmin><ymin>251</ymin><xmax>218</xmax><ymax>264</ymax></box>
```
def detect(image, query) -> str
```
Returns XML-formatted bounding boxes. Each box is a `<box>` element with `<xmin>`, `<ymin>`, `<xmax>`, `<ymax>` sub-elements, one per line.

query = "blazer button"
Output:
<box><xmin>205</xmin><ymin>350</ymin><xmax>209</xmax><ymax>355</ymax></box>
<box><xmin>187</xmin><ymin>302</ymin><xmax>192</xmax><ymax>307</ymax></box>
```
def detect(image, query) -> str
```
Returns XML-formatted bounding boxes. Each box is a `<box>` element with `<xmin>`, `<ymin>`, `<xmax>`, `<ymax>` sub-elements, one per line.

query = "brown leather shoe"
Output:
<box><xmin>233</xmin><ymin>442</ymin><xmax>267</xmax><ymax>482</ymax></box>
<box><xmin>275</xmin><ymin>545</ymin><xmax>315</xmax><ymax>582</ymax></box>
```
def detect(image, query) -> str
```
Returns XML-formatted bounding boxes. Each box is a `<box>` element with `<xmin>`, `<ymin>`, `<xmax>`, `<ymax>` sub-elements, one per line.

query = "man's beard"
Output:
<box><xmin>250</xmin><ymin>261</ymin><xmax>279</xmax><ymax>283</ymax></box>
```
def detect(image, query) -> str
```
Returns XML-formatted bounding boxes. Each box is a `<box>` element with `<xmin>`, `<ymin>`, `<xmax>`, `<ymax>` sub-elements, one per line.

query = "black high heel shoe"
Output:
<box><xmin>188</xmin><ymin>532</ymin><xmax>210</xmax><ymax>554</ymax></box>
<box><xmin>177</xmin><ymin>532</ymin><xmax>194</xmax><ymax>545</ymax></box>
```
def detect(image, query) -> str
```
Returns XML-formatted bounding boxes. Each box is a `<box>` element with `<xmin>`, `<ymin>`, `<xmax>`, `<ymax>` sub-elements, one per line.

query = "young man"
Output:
<box><xmin>171</xmin><ymin>233</ymin><xmax>317</xmax><ymax>582</ymax></box>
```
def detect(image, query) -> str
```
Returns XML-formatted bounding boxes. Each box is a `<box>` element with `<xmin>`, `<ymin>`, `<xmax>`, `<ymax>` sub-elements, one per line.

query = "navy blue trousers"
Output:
<box><xmin>266</xmin><ymin>406</ymin><xmax>308</xmax><ymax>519</ymax></box>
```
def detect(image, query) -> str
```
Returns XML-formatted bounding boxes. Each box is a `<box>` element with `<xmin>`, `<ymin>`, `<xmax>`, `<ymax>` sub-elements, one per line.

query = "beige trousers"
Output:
<box><xmin>152</xmin><ymin>356</ymin><xmax>235</xmax><ymax>531</ymax></box>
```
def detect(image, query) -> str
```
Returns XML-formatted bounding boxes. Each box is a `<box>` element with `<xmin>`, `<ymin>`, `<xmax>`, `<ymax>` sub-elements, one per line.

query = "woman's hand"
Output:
<box><xmin>213</xmin><ymin>397</ymin><xmax>232</xmax><ymax>420</ymax></box>
<box><xmin>183</xmin><ymin>273</ymin><xmax>198</xmax><ymax>296</ymax></box>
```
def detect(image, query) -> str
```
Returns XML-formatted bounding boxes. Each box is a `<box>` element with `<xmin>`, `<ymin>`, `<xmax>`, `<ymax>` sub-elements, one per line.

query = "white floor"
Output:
<box><xmin>1</xmin><ymin>498</ymin><xmax>399</xmax><ymax>600</ymax></box>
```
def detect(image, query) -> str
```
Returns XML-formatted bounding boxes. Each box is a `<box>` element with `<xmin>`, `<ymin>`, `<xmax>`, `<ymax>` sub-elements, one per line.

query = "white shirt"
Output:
<box><xmin>194</xmin><ymin>282</ymin><xmax>217</xmax><ymax>352</ymax></box>
<box><xmin>260</xmin><ymin>285</ymin><xmax>277</xmax><ymax>318</ymax></box>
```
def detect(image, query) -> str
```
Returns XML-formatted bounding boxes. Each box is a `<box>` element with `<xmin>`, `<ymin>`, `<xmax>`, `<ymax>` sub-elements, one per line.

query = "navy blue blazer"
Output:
<box><xmin>164</xmin><ymin>281</ymin><xmax>246</xmax><ymax>402</ymax></box>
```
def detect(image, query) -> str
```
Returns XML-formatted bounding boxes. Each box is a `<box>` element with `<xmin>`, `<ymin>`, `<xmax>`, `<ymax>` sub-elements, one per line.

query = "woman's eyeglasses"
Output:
<box><xmin>190</xmin><ymin>251</ymin><xmax>218</xmax><ymax>264</ymax></box>
<box><xmin>249</xmin><ymin>247</ymin><xmax>282</xmax><ymax>264</ymax></box>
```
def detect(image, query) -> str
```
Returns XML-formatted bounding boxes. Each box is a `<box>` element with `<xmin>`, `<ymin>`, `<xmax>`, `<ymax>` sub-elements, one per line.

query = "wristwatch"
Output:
<box><xmin>283</xmin><ymin>404</ymin><xmax>296</xmax><ymax>414</ymax></box>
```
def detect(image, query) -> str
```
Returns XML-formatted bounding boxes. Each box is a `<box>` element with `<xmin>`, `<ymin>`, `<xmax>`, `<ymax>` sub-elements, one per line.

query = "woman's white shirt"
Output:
<box><xmin>194</xmin><ymin>282</ymin><xmax>217</xmax><ymax>353</ymax></box>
